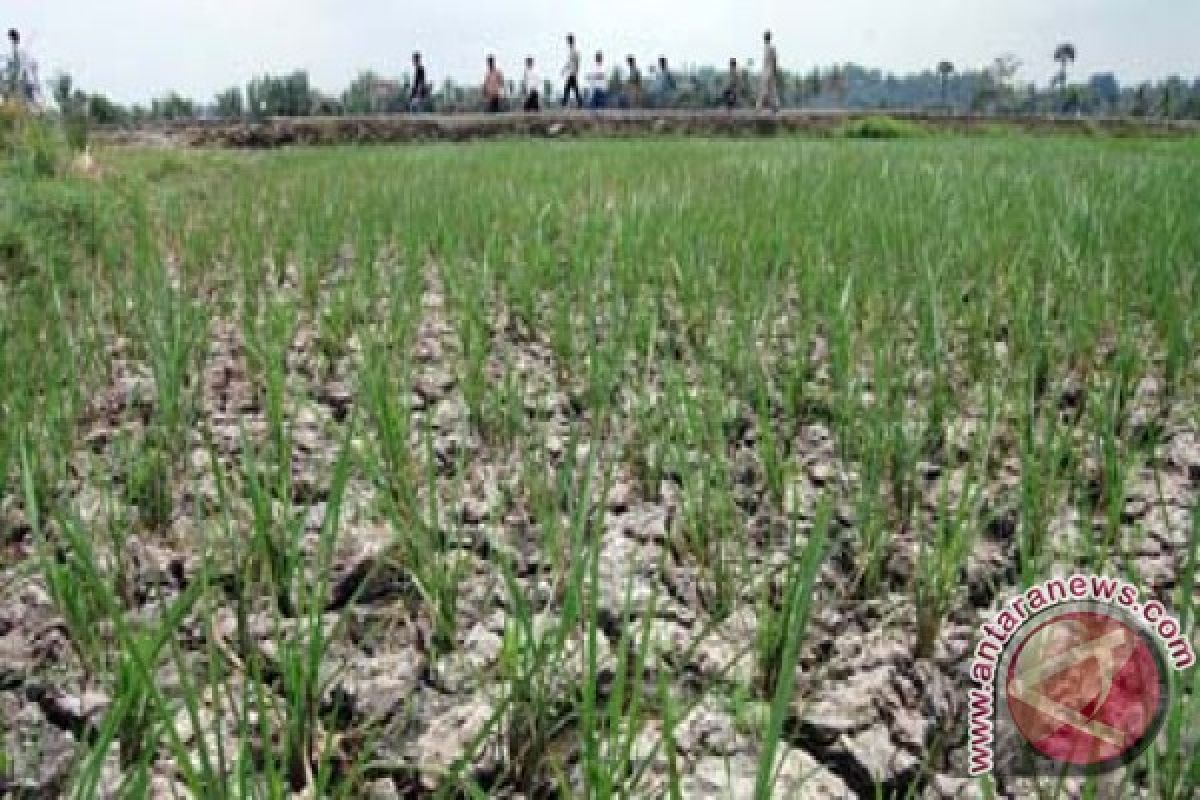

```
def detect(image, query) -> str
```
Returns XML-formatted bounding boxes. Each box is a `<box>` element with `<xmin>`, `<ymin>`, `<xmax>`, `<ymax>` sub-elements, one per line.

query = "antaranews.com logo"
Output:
<box><xmin>968</xmin><ymin>573</ymin><xmax>1195</xmax><ymax>777</ymax></box>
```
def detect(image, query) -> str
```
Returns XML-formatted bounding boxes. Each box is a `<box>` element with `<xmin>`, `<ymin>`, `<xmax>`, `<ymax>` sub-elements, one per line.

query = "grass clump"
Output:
<box><xmin>833</xmin><ymin>114</ymin><xmax>927</xmax><ymax>139</ymax></box>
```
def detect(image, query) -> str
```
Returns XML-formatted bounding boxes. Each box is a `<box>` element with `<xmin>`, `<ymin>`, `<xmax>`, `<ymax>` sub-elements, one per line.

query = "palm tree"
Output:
<box><xmin>1053</xmin><ymin>43</ymin><xmax>1076</xmax><ymax>88</ymax></box>
<box><xmin>936</xmin><ymin>61</ymin><xmax>955</xmax><ymax>108</ymax></box>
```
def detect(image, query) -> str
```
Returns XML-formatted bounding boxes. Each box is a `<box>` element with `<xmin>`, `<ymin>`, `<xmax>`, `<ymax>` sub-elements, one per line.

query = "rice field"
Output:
<box><xmin>1</xmin><ymin>134</ymin><xmax>1198</xmax><ymax>798</ymax></box>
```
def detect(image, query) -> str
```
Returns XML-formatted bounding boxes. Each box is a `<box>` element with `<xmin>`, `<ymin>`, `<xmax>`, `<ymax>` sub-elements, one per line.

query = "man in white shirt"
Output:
<box><xmin>586</xmin><ymin>51</ymin><xmax>609</xmax><ymax>110</ymax></box>
<box><xmin>561</xmin><ymin>34</ymin><xmax>582</xmax><ymax>108</ymax></box>
<box><xmin>5</xmin><ymin>28</ymin><xmax>40</xmax><ymax>108</ymax></box>
<box><xmin>522</xmin><ymin>56</ymin><xmax>541</xmax><ymax>111</ymax></box>
<box><xmin>758</xmin><ymin>30</ymin><xmax>781</xmax><ymax>112</ymax></box>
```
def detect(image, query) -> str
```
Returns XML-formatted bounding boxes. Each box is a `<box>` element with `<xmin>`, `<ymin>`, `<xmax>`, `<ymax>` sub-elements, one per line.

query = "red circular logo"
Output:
<box><xmin>1005</xmin><ymin>609</ymin><xmax>1168</xmax><ymax>769</ymax></box>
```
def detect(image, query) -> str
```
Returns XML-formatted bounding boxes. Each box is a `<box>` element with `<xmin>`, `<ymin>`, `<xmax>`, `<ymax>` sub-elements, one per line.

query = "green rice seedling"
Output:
<box><xmin>243</xmin><ymin>299</ymin><xmax>297</xmax><ymax>494</ymax></box>
<box><xmin>360</xmin><ymin>416</ymin><xmax>462</xmax><ymax>657</ymax></box>
<box><xmin>627</xmin><ymin>392</ymin><xmax>671</xmax><ymax>502</ymax></box>
<box><xmin>270</xmin><ymin>433</ymin><xmax>354</xmax><ymax>792</ymax></box>
<box><xmin>878</xmin><ymin>352</ymin><xmax>919</xmax><ymax>523</ymax></box>
<box><xmin>433</xmin><ymin>432</ymin><xmax>610</xmax><ymax>795</ymax></box>
<box><xmin>73</xmin><ymin>578</ymin><xmax>202</xmax><ymax>791</ymax></box>
<box><xmin>577</xmin><ymin>515</ymin><xmax>660</xmax><ymax>797</ymax></box>
<box><xmin>493</xmin><ymin>456</ymin><xmax>602</xmax><ymax>794</ymax></box>
<box><xmin>754</xmin><ymin>501</ymin><xmax>830</xmax><ymax>799</ymax></box>
<box><xmin>22</xmin><ymin>445</ymin><xmax>108</xmax><ymax>677</ymax></box>
<box><xmin>21</xmin><ymin>465</ymin><xmax>206</xmax><ymax>794</ymax></box>
<box><xmin>753</xmin><ymin>367</ymin><xmax>786</xmax><ymax>509</ymax></box>
<box><xmin>359</xmin><ymin>338</ymin><xmax>415</xmax><ymax>521</ymax></box>
<box><xmin>755</xmin><ymin>500</ymin><xmax>831</xmax><ymax>698</ymax></box>
<box><xmin>1144</xmin><ymin>506</ymin><xmax>1198</xmax><ymax>800</ymax></box>
<box><xmin>914</xmin><ymin>466</ymin><xmax>984</xmax><ymax>659</ymax></box>
<box><xmin>584</xmin><ymin>298</ymin><xmax>630</xmax><ymax>419</ymax></box>
<box><xmin>548</xmin><ymin>289</ymin><xmax>576</xmax><ymax>376</ymax></box>
<box><xmin>1015</xmin><ymin>413</ymin><xmax>1071</xmax><ymax>585</ymax></box>
<box><xmin>853</xmin><ymin>447</ymin><xmax>890</xmax><ymax>597</ymax></box>
<box><xmin>482</xmin><ymin>358</ymin><xmax>525</xmax><ymax>448</ymax></box>
<box><xmin>239</xmin><ymin>433</ymin><xmax>305</xmax><ymax>618</ymax></box>
<box><xmin>121</xmin><ymin>436</ymin><xmax>174</xmax><ymax>533</ymax></box>
<box><xmin>1083</xmin><ymin>374</ymin><xmax>1134</xmax><ymax>573</ymax></box>
<box><xmin>677</xmin><ymin>461</ymin><xmax>743</xmax><ymax>620</ymax></box>
<box><xmin>456</xmin><ymin>296</ymin><xmax>493</xmax><ymax>440</ymax></box>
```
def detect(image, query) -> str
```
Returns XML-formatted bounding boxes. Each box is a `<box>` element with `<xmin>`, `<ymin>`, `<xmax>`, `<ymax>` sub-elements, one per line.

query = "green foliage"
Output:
<box><xmin>833</xmin><ymin>114</ymin><xmax>927</xmax><ymax>139</ymax></box>
<box><xmin>0</xmin><ymin>107</ymin><xmax>65</xmax><ymax>177</ymax></box>
<box><xmin>246</xmin><ymin>71</ymin><xmax>315</xmax><ymax>118</ymax></box>
<box><xmin>1</xmin><ymin>137</ymin><xmax>1197</xmax><ymax>797</ymax></box>
<box><xmin>214</xmin><ymin>85</ymin><xmax>245</xmax><ymax>119</ymax></box>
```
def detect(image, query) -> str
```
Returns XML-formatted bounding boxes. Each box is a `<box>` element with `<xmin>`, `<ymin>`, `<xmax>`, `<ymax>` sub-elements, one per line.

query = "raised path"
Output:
<box><xmin>95</xmin><ymin>109</ymin><xmax>1199</xmax><ymax>148</ymax></box>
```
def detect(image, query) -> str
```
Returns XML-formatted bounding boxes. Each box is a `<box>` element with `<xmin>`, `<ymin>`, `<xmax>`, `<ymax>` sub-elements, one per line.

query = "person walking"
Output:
<box><xmin>561</xmin><ymin>33</ymin><xmax>583</xmax><ymax>108</ymax></box>
<box><xmin>410</xmin><ymin>52</ymin><xmax>431</xmax><ymax>112</ymax></box>
<box><xmin>586</xmin><ymin>51</ymin><xmax>608</xmax><ymax>110</ymax></box>
<box><xmin>624</xmin><ymin>56</ymin><xmax>643</xmax><ymax>108</ymax></box>
<box><xmin>483</xmin><ymin>55</ymin><xmax>506</xmax><ymax>112</ymax></box>
<box><xmin>758</xmin><ymin>30</ymin><xmax>781</xmax><ymax>111</ymax></box>
<box><xmin>652</xmin><ymin>56</ymin><xmax>677</xmax><ymax>108</ymax></box>
<box><xmin>4</xmin><ymin>28</ymin><xmax>39</xmax><ymax>108</ymax></box>
<box><xmin>721</xmin><ymin>58</ymin><xmax>741</xmax><ymax>109</ymax></box>
<box><xmin>521</xmin><ymin>56</ymin><xmax>541</xmax><ymax>111</ymax></box>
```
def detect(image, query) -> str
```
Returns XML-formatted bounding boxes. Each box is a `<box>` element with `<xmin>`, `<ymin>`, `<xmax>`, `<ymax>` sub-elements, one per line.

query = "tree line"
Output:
<box><xmin>53</xmin><ymin>52</ymin><xmax>1200</xmax><ymax>126</ymax></box>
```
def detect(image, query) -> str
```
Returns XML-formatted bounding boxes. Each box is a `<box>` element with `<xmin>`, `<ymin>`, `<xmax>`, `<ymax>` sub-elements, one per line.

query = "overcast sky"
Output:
<box><xmin>9</xmin><ymin>1</ymin><xmax>1200</xmax><ymax>104</ymax></box>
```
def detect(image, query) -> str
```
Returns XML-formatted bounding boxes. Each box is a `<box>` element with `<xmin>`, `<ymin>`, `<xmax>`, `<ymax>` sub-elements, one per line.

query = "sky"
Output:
<box><xmin>7</xmin><ymin>1</ymin><xmax>1200</xmax><ymax>104</ymax></box>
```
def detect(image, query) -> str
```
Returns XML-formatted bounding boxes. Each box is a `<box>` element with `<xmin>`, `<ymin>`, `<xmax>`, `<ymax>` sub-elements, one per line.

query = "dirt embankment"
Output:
<box><xmin>94</xmin><ymin>110</ymin><xmax>1200</xmax><ymax>149</ymax></box>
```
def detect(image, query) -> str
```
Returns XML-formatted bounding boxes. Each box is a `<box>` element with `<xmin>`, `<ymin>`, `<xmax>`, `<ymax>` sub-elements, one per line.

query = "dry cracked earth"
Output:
<box><xmin>1</xmin><ymin>255</ymin><xmax>1197</xmax><ymax>799</ymax></box>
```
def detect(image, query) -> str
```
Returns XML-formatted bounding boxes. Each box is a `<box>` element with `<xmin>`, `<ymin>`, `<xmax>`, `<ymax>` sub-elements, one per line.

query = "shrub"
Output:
<box><xmin>0</xmin><ymin>104</ymin><xmax>67</xmax><ymax>178</ymax></box>
<box><xmin>833</xmin><ymin>115</ymin><xmax>926</xmax><ymax>139</ymax></box>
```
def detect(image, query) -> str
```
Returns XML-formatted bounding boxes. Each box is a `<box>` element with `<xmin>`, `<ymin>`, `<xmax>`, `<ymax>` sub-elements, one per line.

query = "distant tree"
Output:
<box><xmin>214</xmin><ymin>86</ymin><xmax>244</xmax><ymax>119</ymax></box>
<box><xmin>245</xmin><ymin>71</ymin><xmax>312</xmax><ymax>118</ymax></box>
<box><xmin>151</xmin><ymin>92</ymin><xmax>196</xmax><ymax>121</ymax></box>
<box><xmin>1132</xmin><ymin>83</ymin><xmax>1151</xmax><ymax>117</ymax></box>
<box><xmin>1160</xmin><ymin>75</ymin><xmax>1186</xmax><ymax>118</ymax></box>
<box><xmin>829</xmin><ymin>65</ymin><xmax>849</xmax><ymax>107</ymax></box>
<box><xmin>1184</xmin><ymin>79</ymin><xmax>1200</xmax><ymax>119</ymax></box>
<box><xmin>214</xmin><ymin>87</ymin><xmax>244</xmax><ymax>119</ymax></box>
<box><xmin>87</xmin><ymin>93</ymin><xmax>128</xmax><ymax>125</ymax></box>
<box><xmin>1053</xmin><ymin>43</ymin><xmax>1076</xmax><ymax>88</ymax></box>
<box><xmin>1088</xmin><ymin>73</ymin><xmax>1120</xmax><ymax>113</ymax></box>
<box><xmin>972</xmin><ymin>55</ymin><xmax>1020</xmax><ymax>112</ymax></box>
<box><xmin>1062</xmin><ymin>85</ymin><xmax>1085</xmax><ymax>114</ymax></box>
<box><xmin>936</xmin><ymin>61</ymin><xmax>955</xmax><ymax>107</ymax></box>
<box><xmin>805</xmin><ymin>67</ymin><xmax>821</xmax><ymax>104</ymax></box>
<box><xmin>51</xmin><ymin>72</ymin><xmax>74</xmax><ymax>111</ymax></box>
<box><xmin>342</xmin><ymin>71</ymin><xmax>382</xmax><ymax>114</ymax></box>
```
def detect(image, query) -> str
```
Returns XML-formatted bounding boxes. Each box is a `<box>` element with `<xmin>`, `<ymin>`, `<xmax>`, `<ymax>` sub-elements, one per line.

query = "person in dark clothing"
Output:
<box><xmin>561</xmin><ymin>33</ymin><xmax>583</xmax><ymax>108</ymax></box>
<box><xmin>721</xmin><ymin>58</ymin><xmax>740</xmax><ymax>109</ymax></box>
<box><xmin>653</xmin><ymin>56</ymin><xmax>676</xmax><ymax>107</ymax></box>
<box><xmin>410</xmin><ymin>52</ymin><xmax>431</xmax><ymax>111</ymax></box>
<box><xmin>625</xmin><ymin>56</ymin><xmax>642</xmax><ymax>108</ymax></box>
<box><xmin>483</xmin><ymin>55</ymin><xmax>505</xmax><ymax>112</ymax></box>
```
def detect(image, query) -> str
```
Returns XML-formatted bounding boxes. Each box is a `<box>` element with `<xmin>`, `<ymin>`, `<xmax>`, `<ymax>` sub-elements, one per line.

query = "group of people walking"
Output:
<box><xmin>467</xmin><ymin>30</ymin><xmax>782</xmax><ymax>113</ymax></box>
<box><xmin>4</xmin><ymin>25</ymin><xmax>782</xmax><ymax>115</ymax></box>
